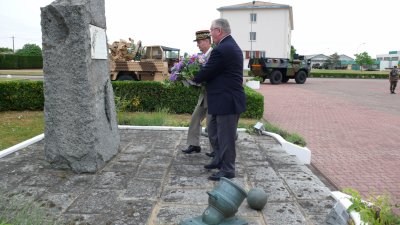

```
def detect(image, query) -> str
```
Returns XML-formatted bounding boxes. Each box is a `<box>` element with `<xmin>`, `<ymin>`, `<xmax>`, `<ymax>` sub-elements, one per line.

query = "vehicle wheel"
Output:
<box><xmin>295</xmin><ymin>71</ymin><xmax>307</xmax><ymax>84</ymax></box>
<box><xmin>269</xmin><ymin>70</ymin><xmax>282</xmax><ymax>84</ymax></box>
<box><xmin>282</xmin><ymin>76</ymin><xmax>289</xmax><ymax>83</ymax></box>
<box><xmin>117</xmin><ymin>72</ymin><xmax>137</xmax><ymax>81</ymax></box>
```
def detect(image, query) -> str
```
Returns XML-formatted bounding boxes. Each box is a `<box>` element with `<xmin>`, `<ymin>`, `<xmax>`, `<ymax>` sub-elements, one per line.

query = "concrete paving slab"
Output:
<box><xmin>0</xmin><ymin>129</ymin><xmax>339</xmax><ymax>224</ymax></box>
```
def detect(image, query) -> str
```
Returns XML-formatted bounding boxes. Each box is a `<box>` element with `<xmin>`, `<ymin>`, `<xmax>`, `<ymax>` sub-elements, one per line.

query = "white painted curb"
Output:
<box><xmin>262</xmin><ymin>131</ymin><xmax>311</xmax><ymax>164</ymax></box>
<box><xmin>245</xmin><ymin>80</ymin><xmax>260</xmax><ymax>89</ymax></box>
<box><xmin>331</xmin><ymin>191</ymin><xmax>363</xmax><ymax>225</ymax></box>
<box><xmin>0</xmin><ymin>133</ymin><xmax>44</xmax><ymax>159</ymax></box>
<box><xmin>118</xmin><ymin>125</ymin><xmax>247</xmax><ymax>132</ymax></box>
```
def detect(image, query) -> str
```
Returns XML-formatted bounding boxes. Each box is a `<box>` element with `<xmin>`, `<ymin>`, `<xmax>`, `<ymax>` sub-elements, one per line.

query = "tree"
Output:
<box><xmin>354</xmin><ymin>52</ymin><xmax>373</xmax><ymax>71</ymax></box>
<box><xmin>15</xmin><ymin>44</ymin><xmax>42</xmax><ymax>56</ymax></box>
<box><xmin>0</xmin><ymin>47</ymin><xmax>13</xmax><ymax>53</ymax></box>
<box><xmin>324</xmin><ymin>53</ymin><xmax>341</xmax><ymax>69</ymax></box>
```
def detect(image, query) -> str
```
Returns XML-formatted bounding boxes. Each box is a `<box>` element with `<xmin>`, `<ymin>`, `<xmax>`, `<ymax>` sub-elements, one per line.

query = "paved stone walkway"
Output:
<box><xmin>1</xmin><ymin>129</ymin><xmax>335</xmax><ymax>225</ymax></box>
<box><xmin>256</xmin><ymin>78</ymin><xmax>400</xmax><ymax>206</ymax></box>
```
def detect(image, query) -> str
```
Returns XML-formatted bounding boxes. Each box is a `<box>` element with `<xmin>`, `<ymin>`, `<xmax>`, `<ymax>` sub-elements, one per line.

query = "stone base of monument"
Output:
<box><xmin>180</xmin><ymin>216</ymin><xmax>247</xmax><ymax>225</ymax></box>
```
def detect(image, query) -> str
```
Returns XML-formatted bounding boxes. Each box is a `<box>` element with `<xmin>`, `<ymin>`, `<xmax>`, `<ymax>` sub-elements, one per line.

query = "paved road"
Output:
<box><xmin>0</xmin><ymin>75</ymin><xmax>43</xmax><ymax>80</ymax></box>
<box><xmin>256</xmin><ymin>78</ymin><xmax>400</xmax><ymax>205</ymax></box>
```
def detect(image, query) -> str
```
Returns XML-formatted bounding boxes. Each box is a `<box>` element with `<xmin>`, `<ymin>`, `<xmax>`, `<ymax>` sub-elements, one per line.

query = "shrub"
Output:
<box><xmin>0</xmin><ymin>80</ymin><xmax>264</xmax><ymax>119</ymax></box>
<box><xmin>0</xmin><ymin>54</ymin><xmax>43</xmax><ymax>69</ymax></box>
<box><xmin>310</xmin><ymin>71</ymin><xmax>387</xmax><ymax>79</ymax></box>
<box><xmin>343</xmin><ymin>188</ymin><xmax>400</xmax><ymax>225</ymax></box>
<box><xmin>0</xmin><ymin>80</ymin><xmax>44</xmax><ymax>111</ymax></box>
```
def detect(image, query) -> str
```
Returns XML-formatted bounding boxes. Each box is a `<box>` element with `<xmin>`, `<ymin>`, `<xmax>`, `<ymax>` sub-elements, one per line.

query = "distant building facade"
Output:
<box><xmin>306</xmin><ymin>54</ymin><xmax>329</xmax><ymax>68</ymax></box>
<box><xmin>376</xmin><ymin>51</ymin><xmax>400</xmax><ymax>70</ymax></box>
<box><xmin>217</xmin><ymin>1</ymin><xmax>293</xmax><ymax>69</ymax></box>
<box><xmin>306</xmin><ymin>54</ymin><xmax>355</xmax><ymax>69</ymax></box>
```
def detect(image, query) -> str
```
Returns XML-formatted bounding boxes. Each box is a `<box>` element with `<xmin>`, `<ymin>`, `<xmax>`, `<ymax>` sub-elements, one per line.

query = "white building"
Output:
<box><xmin>376</xmin><ymin>51</ymin><xmax>400</xmax><ymax>70</ymax></box>
<box><xmin>217</xmin><ymin>1</ymin><xmax>293</xmax><ymax>69</ymax></box>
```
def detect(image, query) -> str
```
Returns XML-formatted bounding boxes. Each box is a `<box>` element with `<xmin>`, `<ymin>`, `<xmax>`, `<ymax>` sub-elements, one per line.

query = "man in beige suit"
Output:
<box><xmin>182</xmin><ymin>30</ymin><xmax>213</xmax><ymax>154</ymax></box>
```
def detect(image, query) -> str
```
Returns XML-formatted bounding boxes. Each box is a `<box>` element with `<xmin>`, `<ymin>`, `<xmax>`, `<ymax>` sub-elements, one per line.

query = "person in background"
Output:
<box><xmin>389</xmin><ymin>65</ymin><xmax>399</xmax><ymax>94</ymax></box>
<box><xmin>181</xmin><ymin>30</ymin><xmax>213</xmax><ymax>155</ymax></box>
<box><xmin>193</xmin><ymin>19</ymin><xmax>246</xmax><ymax>181</ymax></box>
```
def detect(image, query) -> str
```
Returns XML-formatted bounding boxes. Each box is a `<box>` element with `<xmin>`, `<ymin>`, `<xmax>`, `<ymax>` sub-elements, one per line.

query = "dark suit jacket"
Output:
<box><xmin>194</xmin><ymin>35</ymin><xmax>246</xmax><ymax>115</ymax></box>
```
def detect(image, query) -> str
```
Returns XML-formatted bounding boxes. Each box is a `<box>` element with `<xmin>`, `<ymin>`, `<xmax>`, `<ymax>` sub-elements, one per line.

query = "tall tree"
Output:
<box><xmin>354</xmin><ymin>52</ymin><xmax>373</xmax><ymax>71</ymax></box>
<box><xmin>0</xmin><ymin>47</ymin><xmax>13</xmax><ymax>53</ymax></box>
<box><xmin>15</xmin><ymin>44</ymin><xmax>42</xmax><ymax>56</ymax></box>
<box><xmin>324</xmin><ymin>53</ymin><xmax>341</xmax><ymax>69</ymax></box>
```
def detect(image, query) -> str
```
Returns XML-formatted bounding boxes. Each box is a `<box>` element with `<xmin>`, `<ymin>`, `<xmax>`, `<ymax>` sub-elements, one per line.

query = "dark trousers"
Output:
<box><xmin>207</xmin><ymin>113</ymin><xmax>240</xmax><ymax>174</ymax></box>
<box><xmin>390</xmin><ymin>81</ymin><xmax>397</xmax><ymax>93</ymax></box>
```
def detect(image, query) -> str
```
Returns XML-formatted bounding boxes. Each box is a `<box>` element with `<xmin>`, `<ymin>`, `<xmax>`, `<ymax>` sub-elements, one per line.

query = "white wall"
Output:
<box><xmin>220</xmin><ymin>7</ymin><xmax>292</xmax><ymax>69</ymax></box>
<box><xmin>377</xmin><ymin>52</ymin><xmax>400</xmax><ymax>70</ymax></box>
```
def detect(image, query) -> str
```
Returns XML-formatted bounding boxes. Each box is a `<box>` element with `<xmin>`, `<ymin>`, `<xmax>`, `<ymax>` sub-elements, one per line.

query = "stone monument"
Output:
<box><xmin>41</xmin><ymin>0</ymin><xmax>120</xmax><ymax>173</ymax></box>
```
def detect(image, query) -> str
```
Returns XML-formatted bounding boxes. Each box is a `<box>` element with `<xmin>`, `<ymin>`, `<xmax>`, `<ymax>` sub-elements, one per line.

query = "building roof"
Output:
<box><xmin>305</xmin><ymin>54</ymin><xmax>330</xmax><ymax>60</ymax></box>
<box><xmin>306</xmin><ymin>54</ymin><xmax>355</xmax><ymax>61</ymax></box>
<box><xmin>339</xmin><ymin>54</ymin><xmax>354</xmax><ymax>61</ymax></box>
<box><xmin>217</xmin><ymin>1</ymin><xmax>293</xmax><ymax>30</ymax></box>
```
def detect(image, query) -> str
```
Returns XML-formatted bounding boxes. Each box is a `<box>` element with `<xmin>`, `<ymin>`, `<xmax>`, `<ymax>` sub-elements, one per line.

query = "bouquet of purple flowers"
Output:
<box><xmin>169</xmin><ymin>53</ymin><xmax>207</xmax><ymax>86</ymax></box>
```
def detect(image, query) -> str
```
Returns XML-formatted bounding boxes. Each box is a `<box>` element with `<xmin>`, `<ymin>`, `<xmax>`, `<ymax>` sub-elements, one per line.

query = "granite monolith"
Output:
<box><xmin>41</xmin><ymin>0</ymin><xmax>119</xmax><ymax>173</ymax></box>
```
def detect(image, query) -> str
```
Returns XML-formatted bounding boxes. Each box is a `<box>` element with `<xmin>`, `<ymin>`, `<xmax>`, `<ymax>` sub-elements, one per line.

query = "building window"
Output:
<box><xmin>250</xmin><ymin>13</ymin><xmax>257</xmax><ymax>23</ymax></box>
<box><xmin>250</xmin><ymin>32</ymin><xmax>256</xmax><ymax>41</ymax></box>
<box><xmin>245</xmin><ymin>51</ymin><xmax>266</xmax><ymax>59</ymax></box>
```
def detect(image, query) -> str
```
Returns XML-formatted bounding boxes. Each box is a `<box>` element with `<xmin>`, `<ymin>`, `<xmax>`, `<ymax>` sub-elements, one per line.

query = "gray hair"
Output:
<box><xmin>212</xmin><ymin>18</ymin><xmax>231</xmax><ymax>34</ymax></box>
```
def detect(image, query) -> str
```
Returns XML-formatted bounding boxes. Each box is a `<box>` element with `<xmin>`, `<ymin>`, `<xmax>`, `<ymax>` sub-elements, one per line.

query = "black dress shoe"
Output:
<box><xmin>205</xmin><ymin>151</ymin><xmax>215</xmax><ymax>157</ymax></box>
<box><xmin>181</xmin><ymin>145</ymin><xmax>201</xmax><ymax>154</ymax></box>
<box><xmin>208</xmin><ymin>171</ymin><xmax>235</xmax><ymax>181</ymax></box>
<box><xmin>204</xmin><ymin>163</ymin><xmax>221</xmax><ymax>170</ymax></box>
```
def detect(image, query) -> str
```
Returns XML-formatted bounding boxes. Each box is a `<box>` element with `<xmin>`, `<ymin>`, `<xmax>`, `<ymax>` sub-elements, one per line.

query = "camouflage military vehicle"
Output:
<box><xmin>108</xmin><ymin>38</ymin><xmax>180</xmax><ymax>81</ymax></box>
<box><xmin>249</xmin><ymin>54</ymin><xmax>311</xmax><ymax>84</ymax></box>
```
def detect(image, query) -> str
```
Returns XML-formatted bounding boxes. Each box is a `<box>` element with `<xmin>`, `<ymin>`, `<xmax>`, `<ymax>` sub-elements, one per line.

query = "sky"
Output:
<box><xmin>0</xmin><ymin>0</ymin><xmax>399</xmax><ymax>58</ymax></box>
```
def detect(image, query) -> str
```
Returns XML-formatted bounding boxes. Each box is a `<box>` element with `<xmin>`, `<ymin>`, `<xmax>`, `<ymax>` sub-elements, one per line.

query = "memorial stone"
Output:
<box><xmin>41</xmin><ymin>0</ymin><xmax>120</xmax><ymax>173</ymax></box>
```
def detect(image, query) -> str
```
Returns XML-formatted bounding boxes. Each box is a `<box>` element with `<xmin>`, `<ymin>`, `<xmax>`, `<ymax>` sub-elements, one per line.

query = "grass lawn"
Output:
<box><xmin>0</xmin><ymin>111</ymin><xmax>45</xmax><ymax>150</ymax></box>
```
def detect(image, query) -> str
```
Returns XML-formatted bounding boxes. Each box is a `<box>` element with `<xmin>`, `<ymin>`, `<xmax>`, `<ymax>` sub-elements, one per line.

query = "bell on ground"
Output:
<box><xmin>180</xmin><ymin>177</ymin><xmax>248</xmax><ymax>225</ymax></box>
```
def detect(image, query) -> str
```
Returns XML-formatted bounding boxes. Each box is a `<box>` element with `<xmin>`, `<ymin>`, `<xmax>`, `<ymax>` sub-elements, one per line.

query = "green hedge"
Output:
<box><xmin>0</xmin><ymin>81</ymin><xmax>44</xmax><ymax>111</ymax></box>
<box><xmin>0</xmin><ymin>54</ymin><xmax>43</xmax><ymax>69</ymax></box>
<box><xmin>310</xmin><ymin>71</ymin><xmax>387</xmax><ymax>79</ymax></box>
<box><xmin>0</xmin><ymin>81</ymin><xmax>264</xmax><ymax>119</ymax></box>
<box><xmin>0</xmin><ymin>54</ymin><xmax>18</xmax><ymax>69</ymax></box>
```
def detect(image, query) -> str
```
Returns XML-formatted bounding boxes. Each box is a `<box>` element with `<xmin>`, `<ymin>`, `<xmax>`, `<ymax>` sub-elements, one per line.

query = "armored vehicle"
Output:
<box><xmin>108</xmin><ymin>38</ymin><xmax>180</xmax><ymax>81</ymax></box>
<box><xmin>249</xmin><ymin>54</ymin><xmax>311</xmax><ymax>84</ymax></box>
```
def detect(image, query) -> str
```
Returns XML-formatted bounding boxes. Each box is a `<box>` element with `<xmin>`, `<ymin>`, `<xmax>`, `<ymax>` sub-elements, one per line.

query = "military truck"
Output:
<box><xmin>108</xmin><ymin>38</ymin><xmax>180</xmax><ymax>81</ymax></box>
<box><xmin>248</xmin><ymin>54</ymin><xmax>311</xmax><ymax>84</ymax></box>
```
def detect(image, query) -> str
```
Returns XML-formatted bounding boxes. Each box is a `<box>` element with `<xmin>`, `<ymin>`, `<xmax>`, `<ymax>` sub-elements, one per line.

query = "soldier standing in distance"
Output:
<box><xmin>389</xmin><ymin>65</ymin><xmax>399</xmax><ymax>94</ymax></box>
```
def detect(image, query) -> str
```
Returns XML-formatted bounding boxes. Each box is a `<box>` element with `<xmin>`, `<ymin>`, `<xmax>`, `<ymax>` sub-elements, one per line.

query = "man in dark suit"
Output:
<box><xmin>193</xmin><ymin>18</ymin><xmax>246</xmax><ymax>181</ymax></box>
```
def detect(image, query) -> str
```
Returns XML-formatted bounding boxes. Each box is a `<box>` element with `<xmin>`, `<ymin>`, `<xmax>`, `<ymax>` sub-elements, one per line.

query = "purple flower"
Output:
<box><xmin>169</xmin><ymin>72</ymin><xmax>178</xmax><ymax>81</ymax></box>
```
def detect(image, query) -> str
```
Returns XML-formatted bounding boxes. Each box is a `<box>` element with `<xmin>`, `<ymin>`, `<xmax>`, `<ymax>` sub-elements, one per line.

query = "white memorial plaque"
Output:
<box><xmin>89</xmin><ymin>24</ymin><xmax>107</xmax><ymax>59</ymax></box>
